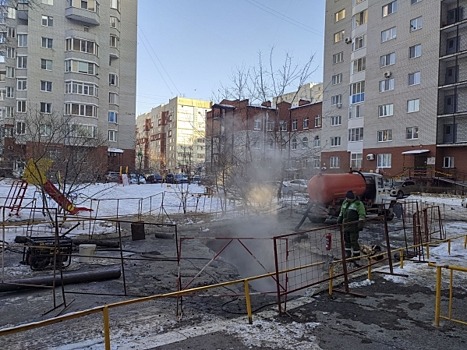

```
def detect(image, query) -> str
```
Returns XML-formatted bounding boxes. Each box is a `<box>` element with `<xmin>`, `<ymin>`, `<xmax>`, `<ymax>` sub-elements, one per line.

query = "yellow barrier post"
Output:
<box><xmin>434</xmin><ymin>266</ymin><xmax>442</xmax><ymax>327</ymax></box>
<box><xmin>103</xmin><ymin>306</ymin><xmax>111</xmax><ymax>350</ymax></box>
<box><xmin>243</xmin><ymin>280</ymin><xmax>253</xmax><ymax>325</ymax></box>
<box><xmin>399</xmin><ymin>248</ymin><xmax>404</xmax><ymax>268</ymax></box>
<box><xmin>448</xmin><ymin>269</ymin><xmax>453</xmax><ymax>319</ymax></box>
<box><xmin>367</xmin><ymin>259</ymin><xmax>372</xmax><ymax>280</ymax></box>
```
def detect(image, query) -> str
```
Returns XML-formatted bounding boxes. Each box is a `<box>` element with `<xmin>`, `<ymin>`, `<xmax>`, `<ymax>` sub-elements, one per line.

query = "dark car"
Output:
<box><xmin>146</xmin><ymin>173</ymin><xmax>163</xmax><ymax>183</ymax></box>
<box><xmin>165</xmin><ymin>173</ymin><xmax>175</xmax><ymax>183</ymax></box>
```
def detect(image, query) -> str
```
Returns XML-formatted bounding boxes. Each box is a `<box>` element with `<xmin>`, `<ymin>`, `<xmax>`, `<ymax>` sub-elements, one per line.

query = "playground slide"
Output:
<box><xmin>43</xmin><ymin>180</ymin><xmax>92</xmax><ymax>214</ymax></box>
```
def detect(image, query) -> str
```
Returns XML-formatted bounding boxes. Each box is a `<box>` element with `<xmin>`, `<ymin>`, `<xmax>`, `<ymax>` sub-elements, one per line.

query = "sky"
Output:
<box><xmin>136</xmin><ymin>0</ymin><xmax>325</xmax><ymax>116</ymax></box>
<box><xmin>0</xmin><ymin>180</ymin><xmax>467</xmax><ymax>348</ymax></box>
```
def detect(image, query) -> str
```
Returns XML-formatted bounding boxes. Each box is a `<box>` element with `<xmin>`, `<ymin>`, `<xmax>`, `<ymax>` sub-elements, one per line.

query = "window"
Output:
<box><xmin>380</xmin><ymin>52</ymin><xmax>395</xmax><ymax>67</ymax></box>
<box><xmin>17</xmin><ymin>78</ymin><xmax>27</xmax><ymax>90</ymax></box>
<box><xmin>70</xmin><ymin>124</ymin><xmax>97</xmax><ymax>138</ymax></box>
<box><xmin>42</xmin><ymin>0</ymin><xmax>54</xmax><ymax>5</ymax></box>
<box><xmin>110</xmin><ymin>16</ymin><xmax>120</xmax><ymax>29</ymax></box>
<box><xmin>17</xmin><ymin>34</ymin><xmax>27</xmax><ymax>47</ymax></box>
<box><xmin>353</xmin><ymin>35</ymin><xmax>365</xmax><ymax>51</ymax></box>
<box><xmin>110</xmin><ymin>0</ymin><xmax>120</xmax><ymax>11</ymax></box>
<box><xmin>353</xmin><ymin>10</ymin><xmax>367</xmax><ymax>28</ymax></box>
<box><xmin>79</xmin><ymin>0</ymin><xmax>98</xmax><ymax>11</ymax></box>
<box><xmin>407</xmin><ymin>98</ymin><xmax>420</xmax><ymax>112</ymax></box>
<box><xmin>330</xmin><ymin>136</ymin><xmax>341</xmax><ymax>147</ymax></box>
<box><xmin>65</xmin><ymin>38</ymin><xmax>98</xmax><ymax>55</ymax></box>
<box><xmin>350</xmin><ymin>81</ymin><xmax>365</xmax><ymax>103</ymax></box>
<box><xmin>6</xmin><ymin>66</ymin><xmax>14</xmax><ymax>78</ymax></box>
<box><xmin>279</xmin><ymin>121</ymin><xmax>287</xmax><ymax>131</ymax></box>
<box><xmin>381</xmin><ymin>27</ymin><xmax>397</xmax><ymax>42</ymax></box>
<box><xmin>333</xmin><ymin>52</ymin><xmax>344</xmax><ymax>64</ymax></box>
<box><xmin>335</xmin><ymin>9</ymin><xmax>345</xmax><ymax>22</ymax></box>
<box><xmin>292</xmin><ymin>119</ymin><xmax>298</xmax><ymax>131</ymax></box>
<box><xmin>378</xmin><ymin>103</ymin><xmax>394</xmax><ymax>117</ymax></box>
<box><xmin>41</xmin><ymin>59</ymin><xmax>52</xmax><ymax>70</ymax></box>
<box><xmin>410</xmin><ymin>17</ymin><xmax>422</xmax><ymax>31</ymax></box>
<box><xmin>301</xmin><ymin>137</ymin><xmax>308</xmax><ymax>149</ymax></box>
<box><xmin>313</xmin><ymin>135</ymin><xmax>320</xmax><ymax>147</ymax></box>
<box><xmin>330</xmin><ymin>115</ymin><xmax>342</xmax><ymax>126</ymax></box>
<box><xmin>334</xmin><ymin>30</ymin><xmax>345</xmax><ymax>43</ymax></box>
<box><xmin>349</xmin><ymin>104</ymin><xmax>363</xmax><ymax>119</ymax></box>
<box><xmin>65</xmin><ymin>80</ymin><xmax>98</xmax><ymax>96</ymax></box>
<box><xmin>108</xmin><ymin>130</ymin><xmax>117</xmax><ymax>142</ymax></box>
<box><xmin>6</xmin><ymin>86</ymin><xmax>14</xmax><ymax>98</ymax></box>
<box><xmin>291</xmin><ymin>138</ymin><xmax>297</xmax><ymax>150</ymax></box>
<box><xmin>17</xmin><ymin>55</ymin><xmax>27</xmax><ymax>69</ymax></box>
<box><xmin>377</xmin><ymin>154</ymin><xmax>392</xmax><ymax>168</ymax></box>
<box><xmin>406</xmin><ymin>126</ymin><xmax>419</xmax><ymax>139</ymax></box>
<box><xmin>17</xmin><ymin>100</ymin><xmax>26</xmax><ymax>113</ymax></box>
<box><xmin>443</xmin><ymin>156</ymin><xmax>454</xmax><ymax>168</ymax></box>
<box><xmin>109</xmin><ymin>73</ymin><xmax>118</xmax><ymax>86</ymax></box>
<box><xmin>352</xmin><ymin>57</ymin><xmax>366</xmax><ymax>74</ymax></box>
<box><xmin>303</xmin><ymin>118</ymin><xmax>309</xmax><ymax>129</ymax></box>
<box><xmin>254</xmin><ymin>119</ymin><xmax>262</xmax><ymax>130</ymax></box>
<box><xmin>350</xmin><ymin>153</ymin><xmax>362</xmax><ymax>170</ymax></box>
<box><xmin>40</xmin><ymin>124</ymin><xmax>52</xmax><ymax>137</ymax></box>
<box><xmin>7</xmin><ymin>47</ymin><xmax>15</xmax><ymax>58</ymax></box>
<box><xmin>411</xmin><ymin>0</ymin><xmax>422</xmax><ymax>4</ymax></box>
<box><xmin>40</xmin><ymin>80</ymin><xmax>52</xmax><ymax>92</ymax></box>
<box><xmin>409</xmin><ymin>44</ymin><xmax>421</xmax><ymax>58</ymax></box>
<box><xmin>41</xmin><ymin>15</ymin><xmax>53</xmax><ymax>26</ymax></box>
<box><xmin>408</xmin><ymin>71</ymin><xmax>421</xmax><ymax>86</ymax></box>
<box><xmin>330</xmin><ymin>156</ymin><xmax>340</xmax><ymax>168</ymax></box>
<box><xmin>41</xmin><ymin>37</ymin><xmax>53</xmax><ymax>48</ymax></box>
<box><xmin>382</xmin><ymin>1</ymin><xmax>397</xmax><ymax>17</ymax></box>
<box><xmin>108</xmin><ymin>111</ymin><xmax>118</xmax><ymax>123</ymax></box>
<box><xmin>331</xmin><ymin>95</ymin><xmax>342</xmax><ymax>106</ymax></box>
<box><xmin>379</xmin><ymin>78</ymin><xmax>394</xmax><ymax>92</ymax></box>
<box><xmin>377</xmin><ymin>129</ymin><xmax>392</xmax><ymax>142</ymax></box>
<box><xmin>65</xmin><ymin>103</ymin><xmax>98</xmax><ymax>117</ymax></box>
<box><xmin>0</xmin><ymin>88</ymin><xmax>5</xmax><ymax>100</ymax></box>
<box><xmin>267</xmin><ymin>121</ymin><xmax>274</xmax><ymax>131</ymax></box>
<box><xmin>16</xmin><ymin>121</ymin><xmax>26</xmax><ymax>135</ymax></box>
<box><xmin>109</xmin><ymin>92</ymin><xmax>118</xmax><ymax>105</ymax></box>
<box><xmin>349</xmin><ymin>128</ymin><xmax>364</xmax><ymax>141</ymax></box>
<box><xmin>65</xmin><ymin>59</ymin><xmax>97</xmax><ymax>75</ymax></box>
<box><xmin>332</xmin><ymin>73</ymin><xmax>342</xmax><ymax>85</ymax></box>
<box><xmin>315</xmin><ymin>115</ymin><xmax>322</xmax><ymax>127</ymax></box>
<box><xmin>110</xmin><ymin>35</ymin><xmax>119</xmax><ymax>48</ymax></box>
<box><xmin>40</xmin><ymin>102</ymin><xmax>52</xmax><ymax>114</ymax></box>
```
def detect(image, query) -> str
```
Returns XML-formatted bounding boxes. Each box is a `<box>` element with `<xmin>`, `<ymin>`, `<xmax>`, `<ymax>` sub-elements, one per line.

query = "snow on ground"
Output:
<box><xmin>1</xmin><ymin>180</ymin><xmax>467</xmax><ymax>349</ymax></box>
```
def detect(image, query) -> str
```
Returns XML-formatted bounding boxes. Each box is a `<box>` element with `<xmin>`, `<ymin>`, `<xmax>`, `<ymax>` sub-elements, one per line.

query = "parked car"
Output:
<box><xmin>282</xmin><ymin>179</ymin><xmax>308</xmax><ymax>195</ymax></box>
<box><xmin>390</xmin><ymin>179</ymin><xmax>419</xmax><ymax>198</ymax></box>
<box><xmin>105</xmin><ymin>171</ymin><xmax>120</xmax><ymax>182</ymax></box>
<box><xmin>174</xmin><ymin>173</ymin><xmax>189</xmax><ymax>183</ymax></box>
<box><xmin>129</xmin><ymin>173</ymin><xmax>146</xmax><ymax>184</ymax></box>
<box><xmin>165</xmin><ymin>173</ymin><xmax>175</xmax><ymax>183</ymax></box>
<box><xmin>146</xmin><ymin>173</ymin><xmax>163</xmax><ymax>184</ymax></box>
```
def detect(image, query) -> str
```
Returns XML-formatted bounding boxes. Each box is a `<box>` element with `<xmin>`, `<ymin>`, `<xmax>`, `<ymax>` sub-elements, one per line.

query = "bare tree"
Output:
<box><xmin>209</xmin><ymin>48</ymin><xmax>318</xmax><ymax>209</ymax></box>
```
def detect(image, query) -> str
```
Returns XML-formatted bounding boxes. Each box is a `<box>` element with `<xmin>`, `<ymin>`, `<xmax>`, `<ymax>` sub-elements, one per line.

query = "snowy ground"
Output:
<box><xmin>0</xmin><ymin>180</ymin><xmax>466</xmax><ymax>349</ymax></box>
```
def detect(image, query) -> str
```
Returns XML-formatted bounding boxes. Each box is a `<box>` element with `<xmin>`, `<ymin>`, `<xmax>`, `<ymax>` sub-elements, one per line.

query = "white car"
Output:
<box><xmin>282</xmin><ymin>179</ymin><xmax>308</xmax><ymax>195</ymax></box>
<box><xmin>129</xmin><ymin>174</ymin><xmax>146</xmax><ymax>184</ymax></box>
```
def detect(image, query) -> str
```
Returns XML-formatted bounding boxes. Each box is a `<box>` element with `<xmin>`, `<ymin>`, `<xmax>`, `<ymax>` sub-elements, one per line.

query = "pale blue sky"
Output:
<box><xmin>136</xmin><ymin>0</ymin><xmax>325</xmax><ymax>115</ymax></box>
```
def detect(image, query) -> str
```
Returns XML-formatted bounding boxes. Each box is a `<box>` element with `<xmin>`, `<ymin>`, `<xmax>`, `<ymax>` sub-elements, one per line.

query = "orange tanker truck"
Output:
<box><xmin>295</xmin><ymin>171</ymin><xmax>395</xmax><ymax>230</ymax></box>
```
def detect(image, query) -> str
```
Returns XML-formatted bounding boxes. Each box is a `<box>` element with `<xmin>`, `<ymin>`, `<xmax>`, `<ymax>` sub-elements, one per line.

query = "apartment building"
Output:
<box><xmin>323</xmin><ymin>0</ymin><xmax>467</xmax><ymax>178</ymax></box>
<box><xmin>205</xmin><ymin>98</ymin><xmax>322</xmax><ymax>180</ymax></box>
<box><xmin>136</xmin><ymin>97</ymin><xmax>211</xmax><ymax>175</ymax></box>
<box><xmin>0</xmin><ymin>0</ymin><xmax>137</xmax><ymax>177</ymax></box>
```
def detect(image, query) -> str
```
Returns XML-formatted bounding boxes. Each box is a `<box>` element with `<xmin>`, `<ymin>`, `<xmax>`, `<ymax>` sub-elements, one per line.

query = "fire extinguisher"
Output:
<box><xmin>325</xmin><ymin>232</ymin><xmax>332</xmax><ymax>250</ymax></box>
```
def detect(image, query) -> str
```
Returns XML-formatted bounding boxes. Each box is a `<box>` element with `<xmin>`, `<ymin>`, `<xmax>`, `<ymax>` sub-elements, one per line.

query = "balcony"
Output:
<box><xmin>65</xmin><ymin>5</ymin><xmax>100</xmax><ymax>26</ymax></box>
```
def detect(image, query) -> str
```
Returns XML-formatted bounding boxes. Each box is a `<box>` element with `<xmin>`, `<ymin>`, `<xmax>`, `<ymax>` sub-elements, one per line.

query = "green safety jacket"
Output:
<box><xmin>337</xmin><ymin>199</ymin><xmax>366</xmax><ymax>232</ymax></box>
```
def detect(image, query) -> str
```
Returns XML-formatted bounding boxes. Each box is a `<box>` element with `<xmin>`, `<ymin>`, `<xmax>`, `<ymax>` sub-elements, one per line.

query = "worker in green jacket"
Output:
<box><xmin>337</xmin><ymin>190</ymin><xmax>366</xmax><ymax>265</ymax></box>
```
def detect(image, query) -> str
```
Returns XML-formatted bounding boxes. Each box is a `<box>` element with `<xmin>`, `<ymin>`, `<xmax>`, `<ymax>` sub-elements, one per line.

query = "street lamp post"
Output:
<box><xmin>137</xmin><ymin>149</ymin><xmax>143</xmax><ymax>184</ymax></box>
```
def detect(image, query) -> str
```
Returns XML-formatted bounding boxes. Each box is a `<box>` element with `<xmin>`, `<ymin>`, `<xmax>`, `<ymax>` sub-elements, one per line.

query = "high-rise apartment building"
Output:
<box><xmin>323</xmin><ymin>0</ymin><xmax>467</xmax><ymax>178</ymax></box>
<box><xmin>136</xmin><ymin>97</ymin><xmax>211</xmax><ymax>175</ymax></box>
<box><xmin>0</xmin><ymin>0</ymin><xmax>137</xmax><ymax>177</ymax></box>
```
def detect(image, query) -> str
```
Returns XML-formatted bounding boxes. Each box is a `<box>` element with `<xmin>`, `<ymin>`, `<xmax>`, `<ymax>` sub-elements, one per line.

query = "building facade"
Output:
<box><xmin>323</xmin><ymin>0</ymin><xmax>467</xmax><ymax>178</ymax></box>
<box><xmin>0</xmin><ymin>0</ymin><xmax>137</xmax><ymax>177</ymax></box>
<box><xmin>136</xmin><ymin>97</ymin><xmax>211</xmax><ymax>175</ymax></box>
<box><xmin>205</xmin><ymin>98</ymin><xmax>323</xmax><ymax>180</ymax></box>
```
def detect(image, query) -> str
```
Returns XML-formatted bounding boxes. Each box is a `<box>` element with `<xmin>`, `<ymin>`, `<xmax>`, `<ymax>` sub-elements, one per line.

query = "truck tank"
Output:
<box><xmin>307</xmin><ymin>173</ymin><xmax>367</xmax><ymax>205</ymax></box>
